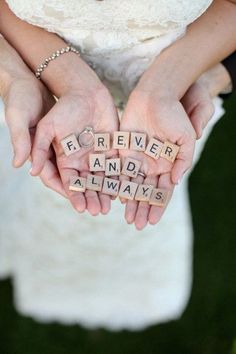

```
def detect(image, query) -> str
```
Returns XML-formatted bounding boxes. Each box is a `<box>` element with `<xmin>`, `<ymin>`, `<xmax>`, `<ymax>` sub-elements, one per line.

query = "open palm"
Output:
<box><xmin>31</xmin><ymin>86</ymin><xmax>119</xmax><ymax>215</ymax></box>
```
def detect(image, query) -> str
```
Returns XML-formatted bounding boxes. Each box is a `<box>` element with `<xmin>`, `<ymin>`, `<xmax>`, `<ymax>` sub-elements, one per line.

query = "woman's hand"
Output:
<box><xmin>31</xmin><ymin>82</ymin><xmax>119</xmax><ymax>216</ymax></box>
<box><xmin>119</xmin><ymin>88</ymin><xmax>196</xmax><ymax>229</ymax></box>
<box><xmin>0</xmin><ymin>36</ymin><xmax>67</xmax><ymax>197</ymax></box>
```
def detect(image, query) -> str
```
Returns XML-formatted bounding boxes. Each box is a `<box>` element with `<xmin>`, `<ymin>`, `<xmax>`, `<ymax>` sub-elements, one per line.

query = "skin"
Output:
<box><xmin>0</xmin><ymin>0</ymin><xmax>235</xmax><ymax>227</ymax></box>
<box><xmin>0</xmin><ymin>37</ymin><xmax>67</xmax><ymax>197</ymax></box>
<box><xmin>0</xmin><ymin>37</ymin><xmax>231</xmax><ymax>228</ymax></box>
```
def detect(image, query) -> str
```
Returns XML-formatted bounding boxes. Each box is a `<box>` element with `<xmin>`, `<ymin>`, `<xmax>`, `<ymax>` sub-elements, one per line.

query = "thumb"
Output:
<box><xmin>5</xmin><ymin>110</ymin><xmax>32</xmax><ymax>168</ymax></box>
<box><xmin>189</xmin><ymin>102</ymin><xmax>215</xmax><ymax>139</ymax></box>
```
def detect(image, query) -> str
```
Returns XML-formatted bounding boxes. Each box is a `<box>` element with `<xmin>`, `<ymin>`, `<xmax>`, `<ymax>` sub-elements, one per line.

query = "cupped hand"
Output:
<box><xmin>181</xmin><ymin>80</ymin><xmax>215</xmax><ymax>139</ymax></box>
<box><xmin>31</xmin><ymin>85</ymin><xmax>119</xmax><ymax>216</ymax></box>
<box><xmin>119</xmin><ymin>89</ymin><xmax>196</xmax><ymax>229</ymax></box>
<box><xmin>2</xmin><ymin>75</ymin><xmax>67</xmax><ymax>197</ymax></box>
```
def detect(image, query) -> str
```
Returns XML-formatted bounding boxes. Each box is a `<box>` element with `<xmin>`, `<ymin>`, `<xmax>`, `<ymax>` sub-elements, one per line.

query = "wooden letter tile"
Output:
<box><xmin>105</xmin><ymin>158</ymin><xmax>121</xmax><ymax>176</ymax></box>
<box><xmin>130</xmin><ymin>132</ymin><xmax>147</xmax><ymax>152</ymax></box>
<box><xmin>121</xmin><ymin>157</ymin><xmax>141</xmax><ymax>178</ymax></box>
<box><xmin>135</xmin><ymin>184</ymin><xmax>154</xmax><ymax>202</ymax></box>
<box><xmin>149</xmin><ymin>188</ymin><xmax>169</xmax><ymax>207</ymax></box>
<box><xmin>60</xmin><ymin>134</ymin><xmax>80</xmax><ymax>156</ymax></box>
<box><xmin>89</xmin><ymin>153</ymin><xmax>105</xmax><ymax>172</ymax></box>
<box><xmin>69</xmin><ymin>176</ymin><xmax>86</xmax><ymax>192</ymax></box>
<box><xmin>160</xmin><ymin>141</ymin><xmax>180</xmax><ymax>163</ymax></box>
<box><xmin>86</xmin><ymin>174</ymin><xmax>103</xmax><ymax>192</ymax></box>
<box><xmin>94</xmin><ymin>133</ymin><xmax>110</xmax><ymax>151</ymax></box>
<box><xmin>119</xmin><ymin>180</ymin><xmax>138</xmax><ymax>200</ymax></box>
<box><xmin>113</xmin><ymin>131</ymin><xmax>130</xmax><ymax>149</ymax></box>
<box><xmin>102</xmin><ymin>177</ymin><xmax>120</xmax><ymax>197</ymax></box>
<box><xmin>145</xmin><ymin>138</ymin><xmax>163</xmax><ymax>160</ymax></box>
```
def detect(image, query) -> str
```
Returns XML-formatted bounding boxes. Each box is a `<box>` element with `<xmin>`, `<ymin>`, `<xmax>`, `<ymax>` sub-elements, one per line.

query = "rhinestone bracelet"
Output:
<box><xmin>35</xmin><ymin>45</ymin><xmax>80</xmax><ymax>80</ymax></box>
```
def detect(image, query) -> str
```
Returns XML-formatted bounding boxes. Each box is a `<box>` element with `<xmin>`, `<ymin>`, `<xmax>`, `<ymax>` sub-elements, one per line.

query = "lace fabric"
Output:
<box><xmin>6</xmin><ymin>0</ymin><xmax>213</xmax><ymax>54</ymax></box>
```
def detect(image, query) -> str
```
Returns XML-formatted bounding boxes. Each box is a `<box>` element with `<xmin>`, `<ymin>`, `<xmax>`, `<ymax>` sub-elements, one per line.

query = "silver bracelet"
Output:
<box><xmin>35</xmin><ymin>45</ymin><xmax>80</xmax><ymax>80</ymax></box>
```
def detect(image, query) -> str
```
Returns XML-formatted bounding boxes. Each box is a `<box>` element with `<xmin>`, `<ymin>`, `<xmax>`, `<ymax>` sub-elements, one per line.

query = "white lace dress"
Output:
<box><xmin>0</xmin><ymin>0</ymin><xmax>222</xmax><ymax>331</ymax></box>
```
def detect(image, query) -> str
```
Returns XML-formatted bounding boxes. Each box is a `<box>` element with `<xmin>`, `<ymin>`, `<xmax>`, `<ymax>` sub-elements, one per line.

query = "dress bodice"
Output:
<box><xmin>6</xmin><ymin>0</ymin><xmax>213</xmax><ymax>53</ymax></box>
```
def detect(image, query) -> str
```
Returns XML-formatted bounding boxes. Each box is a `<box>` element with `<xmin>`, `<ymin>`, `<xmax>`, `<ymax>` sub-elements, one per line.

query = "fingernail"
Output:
<box><xmin>29</xmin><ymin>167</ymin><xmax>33</xmax><ymax>175</ymax></box>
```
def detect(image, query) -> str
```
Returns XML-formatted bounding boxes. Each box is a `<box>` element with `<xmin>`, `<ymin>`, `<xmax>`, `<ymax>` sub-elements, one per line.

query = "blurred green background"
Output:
<box><xmin>0</xmin><ymin>94</ymin><xmax>236</xmax><ymax>354</ymax></box>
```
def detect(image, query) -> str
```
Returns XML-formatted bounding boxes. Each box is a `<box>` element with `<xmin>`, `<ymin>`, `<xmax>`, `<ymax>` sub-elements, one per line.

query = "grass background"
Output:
<box><xmin>0</xmin><ymin>94</ymin><xmax>236</xmax><ymax>354</ymax></box>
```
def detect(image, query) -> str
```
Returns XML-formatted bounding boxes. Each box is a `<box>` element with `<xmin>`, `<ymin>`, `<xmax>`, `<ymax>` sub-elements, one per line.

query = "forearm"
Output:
<box><xmin>0</xmin><ymin>35</ymin><xmax>33</xmax><ymax>95</ymax></box>
<box><xmin>0</xmin><ymin>1</ymin><xmax>102</xmax><ymax>97</ymax></box>
<box><xmin>138</xmin><ymin>0</ymin><xmax>236</xmax><ymax>99</ymax></box>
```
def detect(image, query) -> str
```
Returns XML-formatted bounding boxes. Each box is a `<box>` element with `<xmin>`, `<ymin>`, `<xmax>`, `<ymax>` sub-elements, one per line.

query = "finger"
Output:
<box><xmin>5</xmin><ymin>111</ymin><xmax>31</xmax><ymax>168</ymax></box>
<box><xmin>40</xmin><ymin>159</ymin><xmax>68</xmax><ymax>198</ymax></box>
<box><xmin>134</xmin><ymin>175</ymin><xmax>158</xmax><ymax>231</ymax></box>
<box><xmin>80</xmin><ymin>171</ymin><xmax>101</xmax><ymax>216</ymax></box>
<box><xmin>190</xmin><ymin>101</ymin><xmax>215</xmax><ymax>139</ymax></box>
<box><xmin>148</xmin><ymin>172</ymin><xmax>174</xmax><ymax>225</ymax></box>
<box><xmin>125</xmin><ymin>175</ymin><xmax>144</xmax><ymax>224</ymax></box>
<box><xmin>31</xmin><ymin>119</ymin><xmax>54</xmax><ymax>176</ymax></box>
<box><xmin>60</xmin><ymin>168</ymin><xmax>86</xmax><ymax>213</ymax></box>
<box><xmin>171</xmin><ymin>139</ymin><xmax>195</xmax><ymax>184</ymax></box>
<box><xmin>96</xmin><ymin>172</ymin><xmax>111</xmax><ymax>215</ymax></box>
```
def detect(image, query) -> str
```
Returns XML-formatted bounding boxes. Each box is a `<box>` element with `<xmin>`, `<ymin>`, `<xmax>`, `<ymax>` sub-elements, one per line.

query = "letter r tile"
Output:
<box><xmin>94</xmin><ymin>133</ymin><xmax>110</xmax><ymax>151</ymax></box>
<box><xmin>160</xmin><ymin>141</ymin><xmax>180</xmax><ymax>163</ymax></box>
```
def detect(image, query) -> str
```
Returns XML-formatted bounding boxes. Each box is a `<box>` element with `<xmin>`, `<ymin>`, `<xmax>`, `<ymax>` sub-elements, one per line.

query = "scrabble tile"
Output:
<box><xmin>60</xmin><ymin>134</ymin><xmax>80</xmax><ymax>156</ymax></box>
<box><xmin>149</xmin><ymin>188</ymin><xmax>169</xmax><ymax>207</ymax></box>
<box><xmin>86</xmin><ymin>174</ymin><xmax>103</xmax><ymax>192</ymax></box>
<box><xmin>102</xmin><ymin>177</ymin><xmax>120</xmax><ymax>197</ymax></box>
<box><xmin>105</xmin><ymin>158</ymin><xmax>121</xmax><ymax>176</ymax></box>
<box><xmin>89</xmin><ymin>153</ymin><xmax>105</xmax><ymax>172</ymax></box>
<box><xmin>113</xmin><ymin>131</ymin><xmax>130</xmax><ymax>149</ymax></box>
<box><xmin>130</xmin><ymin>132</ymin><xmax>147</xmax><ymax>152</ymax></box>
<box><xmin>94</xmin><ymin>133</ymin><xmax>110</xmax><ymax>151</ymax></box>
<box><xmin>160</xmin><ymin>141</ymin><xmax>180</xmax><ymax>163</ymax></box>
<box><xmin>119</xmin><ymin>180</ymin><xmax>138</xmax><ymax>200</ymax></box>
<box><xmin>121</xmin><ymin>157</ymin><xmax>141</xmax><ymax>178</ymax></box>
<box><xmin>69</xmin><ymin>176</ymin><xmax>86</xmax><ymax>192</ymax></box>
<box><xmin>145</xmin><ymin>138</ymin><xmax>163</xmax><ymax>160</ymax></box>
<box><xmin>135</xmin><ymin>184</ymin><xmax>154</xmax><ymax>202</ymax></box>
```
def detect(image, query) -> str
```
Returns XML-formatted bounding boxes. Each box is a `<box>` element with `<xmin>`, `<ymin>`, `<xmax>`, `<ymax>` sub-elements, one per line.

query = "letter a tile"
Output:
<box><xmin>69</xmin><ymin>176</ymin><xmax>86</xmax><ymax>192</ymax></box>
<box><xmin>89</xmin><ymin>154</ymin><xmax>106</xmax><ymax>172</ymax></box>
<box><xmin>60</xmin><ymin>134</ymin><xmax>80</xmax><ymax>156</ymax></box>
<box><xmin>119</xmin><ymin>180</ymin><xmax>138</xmax><ymax>200</ymax></box>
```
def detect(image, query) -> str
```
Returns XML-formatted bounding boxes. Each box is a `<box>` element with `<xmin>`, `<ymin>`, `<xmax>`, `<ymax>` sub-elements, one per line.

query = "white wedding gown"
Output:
<box><xmin>0</xmin><ymin>0</ymin><xmax>223</xmax><ymax>331</ymax></box>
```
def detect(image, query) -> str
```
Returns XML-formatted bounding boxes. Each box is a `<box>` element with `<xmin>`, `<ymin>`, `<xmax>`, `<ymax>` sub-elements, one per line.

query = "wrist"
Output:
<box><xmin>136</xmin><ymin>50</ymin><xmax>192</xmax><ymax>100</ymax></box>
<box><xmin>39</xmin><ymin>52</ymin><xmax>104</xmax><ymax>97</ymax></box>
<box><xmin>0</xmin><ymin>36</ymin><xmax>35</xmax><ymax>95</ymax></box>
